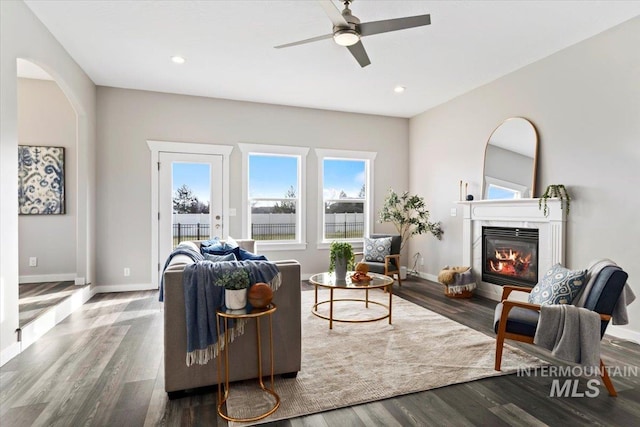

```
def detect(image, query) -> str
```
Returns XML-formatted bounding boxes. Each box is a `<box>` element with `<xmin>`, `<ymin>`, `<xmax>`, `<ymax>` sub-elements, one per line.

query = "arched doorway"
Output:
<box><xmin>14</xmin><ymin>59</ymin><xmax>90</xmax><ymax>348</ymax></box>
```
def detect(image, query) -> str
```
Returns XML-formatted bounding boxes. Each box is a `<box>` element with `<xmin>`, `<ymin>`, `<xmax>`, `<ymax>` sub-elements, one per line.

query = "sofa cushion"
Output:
<box><xmin>204</xmin><ymin>252</ymin><xmax>237</xmax><ymax>262</ymax></box>
<box><xmin>364</xmin><ymin>237</ymin><xmax>392</xmax><ymax>262</ymax></box>
<box><xmin>238</xmin><ymin>248</ymin><xmax>268</xmax><ymax>261</ymax></box>
<box><xmin>528</xmin><ymin>263</ymin><xmax>587</xmax><ymax>305</ymax></box>
<box><xmin>201</xmin><ymin>240</ymin><xmax>241</xmax><ymax>258</ymax></box>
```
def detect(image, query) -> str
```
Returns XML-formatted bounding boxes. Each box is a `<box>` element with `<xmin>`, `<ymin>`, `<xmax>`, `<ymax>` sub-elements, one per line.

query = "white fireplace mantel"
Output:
<box><xmin>458</xmin><ymin>198</ymin><xmax>566</xmax><ymax>301</ymax></box>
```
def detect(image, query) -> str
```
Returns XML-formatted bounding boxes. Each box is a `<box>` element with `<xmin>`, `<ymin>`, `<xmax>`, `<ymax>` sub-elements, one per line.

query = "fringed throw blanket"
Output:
<box><xmin>183</xmin><ymin>260</ymin><xmax>281</xmax><ymax>367</ymax></box>
<box><xmin>159</xmin><ymin>242</ymin><xmax>204</xmax><ymax>302</ymax></box>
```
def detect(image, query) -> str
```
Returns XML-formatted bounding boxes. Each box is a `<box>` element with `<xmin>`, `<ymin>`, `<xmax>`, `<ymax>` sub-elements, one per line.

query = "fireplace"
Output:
<box><xmin>482</xmin><ymin>226</ymin><xmax>539</xmax><ymax>287</ymax></box>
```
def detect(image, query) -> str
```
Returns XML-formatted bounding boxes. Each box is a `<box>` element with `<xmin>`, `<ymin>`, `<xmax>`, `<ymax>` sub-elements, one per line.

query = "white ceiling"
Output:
<box><xmin>23</xmin><ymin>1</ymin><xmax>640</xmax><ymax>118</ymax></box>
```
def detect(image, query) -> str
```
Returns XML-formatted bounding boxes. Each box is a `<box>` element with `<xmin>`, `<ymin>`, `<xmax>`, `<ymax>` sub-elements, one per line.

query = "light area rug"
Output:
<box><xmin>226</xmin><ymin>289</ymin><xmax>544</xmax><ymax>425</ymax></box>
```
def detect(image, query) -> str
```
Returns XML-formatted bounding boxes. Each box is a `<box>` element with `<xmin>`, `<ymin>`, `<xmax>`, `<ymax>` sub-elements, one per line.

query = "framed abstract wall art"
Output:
<box><xmin>18</xmin><ymin>145</ymin><xmax>65</xmax><ymax>215</ymax></box>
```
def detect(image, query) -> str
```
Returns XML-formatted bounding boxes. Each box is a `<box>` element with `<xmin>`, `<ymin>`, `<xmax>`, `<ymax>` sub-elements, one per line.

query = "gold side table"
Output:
<box><xmin>216</xmin><ymin>304</ymin><xmax>280</xmax><ymax>423</ymax></box>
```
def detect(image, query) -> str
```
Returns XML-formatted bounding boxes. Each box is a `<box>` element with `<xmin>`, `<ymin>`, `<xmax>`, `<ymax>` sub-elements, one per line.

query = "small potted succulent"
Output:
<box><xmin>217</xmin><ymin>269</ymin><xmax>251</xmax><ymax>309</ymax></box>
<box><xmin>329</xmin><ymin>241</ymin><xmax>355</xmax><ymax>281</ymax></box>
<box><xmin>539</xmin><ymin>184</ymin><xmax>571</xmax><ymax>217</ymax></box>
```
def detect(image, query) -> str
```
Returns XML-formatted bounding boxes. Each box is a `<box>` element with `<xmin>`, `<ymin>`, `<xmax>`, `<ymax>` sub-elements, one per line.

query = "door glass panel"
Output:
<box><xmin>172</xmin><ymin>162</ymin><xmax>211</xmax><ymax>248</ymax></box>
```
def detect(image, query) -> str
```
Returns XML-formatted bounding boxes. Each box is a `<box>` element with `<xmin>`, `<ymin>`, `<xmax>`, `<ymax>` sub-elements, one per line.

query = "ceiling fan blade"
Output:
<box><xmin>347</xmin><ymin>41</ymin><xmax>371</xmax><ymax>68</ymax></box>
<box><xmin>359</xmin><ymin>14</ymin><xmax>431</xmax><ymax>37</ymax></box>
<box><xmin>317</xmin><ymin>0</ymin><xmax>349</xmax><ymax>27</ymax></box>
<box><xmin>275</xmin><ymin>33</ymin><xmax>333</xmax><ymax>49</ymax></box>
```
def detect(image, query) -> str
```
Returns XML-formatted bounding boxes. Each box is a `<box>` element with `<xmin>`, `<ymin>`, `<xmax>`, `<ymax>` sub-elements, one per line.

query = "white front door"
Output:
<box><xmin>158</xmin><ymin>152</ymin><xmax>223</xmax><ymax>280</ymax></box>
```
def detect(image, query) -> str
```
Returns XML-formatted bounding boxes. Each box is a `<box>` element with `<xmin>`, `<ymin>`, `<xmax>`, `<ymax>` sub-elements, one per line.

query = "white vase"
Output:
<box><xmin>334</xmin><ymin>256</ymin><xmax>347</xmax><ymax>281</ymax></box>
<box><xmin>225</xmin><ymin>288</ymin><xmax>247</xmax><ymax>310</ymax></box>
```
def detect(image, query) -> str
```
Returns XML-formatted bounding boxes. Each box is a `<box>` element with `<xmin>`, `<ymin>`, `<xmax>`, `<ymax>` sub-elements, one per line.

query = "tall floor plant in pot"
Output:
<box><xmin>378</xmin><ymin>189</ymin><xmax>443</xmax><ymax>254</ymax></box>
<box><xmin>329</xmin><ymin>241</ymin><xmax>355</xmax><ymax>281</ymax></box>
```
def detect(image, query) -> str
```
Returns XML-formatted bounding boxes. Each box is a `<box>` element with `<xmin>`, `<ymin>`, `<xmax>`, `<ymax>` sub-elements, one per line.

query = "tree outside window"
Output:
<box><xmin>322</xmin><ymin>159</ymin><xmax>367</xmax><ymax>240</ymax></box>
<box><xmin>249</xmin><ymin>154</ymin><xmax>300</xmax><ymax>241</ymax></box>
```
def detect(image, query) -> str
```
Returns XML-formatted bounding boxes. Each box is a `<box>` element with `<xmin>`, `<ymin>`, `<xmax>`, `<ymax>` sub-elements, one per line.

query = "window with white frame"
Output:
<box><xmin>239</xmin><ymin>144</ymin><xmax>308</xmax><ymax>250</ymax></box>
<box><xmin>316</xmin><ymin>149</ymin><xmax>376</xmax><ymax>246</ymax></box>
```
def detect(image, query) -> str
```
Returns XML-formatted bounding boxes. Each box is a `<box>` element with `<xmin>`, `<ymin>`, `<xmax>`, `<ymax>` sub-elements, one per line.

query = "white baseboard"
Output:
<box><xmin>75</xmin><ymin>277</ymin><xmax>86</xmax><ymax>285</ymax></box>
<box><xmin>19</xmin><ymin>273</ymin><xmax>76</xmax><ymax>284</ymax></box>
<box><xmin>408</xmin><ymin>271</ymin><xmax>438</xmax><ymax>282</ymax></box>
<box><xmin>20</xmin><ymin>284</ymin><xmax>95</xmax><ymax>350</ymax></box>
<box><xmin>94</xmin><ymin>283</ymin><xmax>157</xmax><ymax>293</ymax></box>
<box><xmin>0</xmin><ymin>342</ymin><xmax>21</xmax><ymax>367</ymax></box>
<box><xmin>606</xmin><ymin>325</ymin><xmax>640</xmax><ymax>345</ymax></box>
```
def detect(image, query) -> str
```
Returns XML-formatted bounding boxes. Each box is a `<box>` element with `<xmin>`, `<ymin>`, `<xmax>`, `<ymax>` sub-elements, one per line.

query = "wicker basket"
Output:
<box><xmin>444</xmin><ymin>286</ymin><xmax>473</xmax><ymax>298</ymax></box>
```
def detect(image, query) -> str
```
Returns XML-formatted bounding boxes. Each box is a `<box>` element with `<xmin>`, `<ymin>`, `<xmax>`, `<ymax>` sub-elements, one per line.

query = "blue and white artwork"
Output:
<box><xmin>18</xmin><ymin>145</ymin><xmax>65</xmax><ymax>215</ymax></box>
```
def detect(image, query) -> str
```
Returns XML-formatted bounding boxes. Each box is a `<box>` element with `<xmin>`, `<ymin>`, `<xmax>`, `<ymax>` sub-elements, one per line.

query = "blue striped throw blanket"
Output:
<box><xmin>183</xmin><ymin>260</ymin><xmax>281</xmax><ymax>366</ymax></box>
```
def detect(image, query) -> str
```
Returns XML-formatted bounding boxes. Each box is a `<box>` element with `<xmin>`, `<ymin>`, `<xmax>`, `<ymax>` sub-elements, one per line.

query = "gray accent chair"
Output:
<box><xmin>162</xmin><ymin>239</ymin><xmax>301</xmax><ymax>398</ymax></box>
<box><xmin>357</xmin><ymin>234</ymin><xmax>402</xmax><ymax>287</ymax></box>
<box><xmin>493</xmin><ymin>265</ymin><xmax>628</xmax><ymax>396</ymax></box>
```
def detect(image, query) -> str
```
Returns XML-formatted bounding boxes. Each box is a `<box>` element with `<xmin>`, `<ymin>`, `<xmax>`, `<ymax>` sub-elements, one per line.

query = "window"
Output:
<box><xmin>239</xmin><ymin>144</ymin><xmax>308</xmax><ymax>250</ymax></box>
<box><xmin>316</xmin><ymin>149</ymin><xmax>376</xmax><ymax>247</ymax></box>
<box><xmin>484</xmin><ymin>176</ymin><xmax>527</xmax><ymax>200</ymax></box>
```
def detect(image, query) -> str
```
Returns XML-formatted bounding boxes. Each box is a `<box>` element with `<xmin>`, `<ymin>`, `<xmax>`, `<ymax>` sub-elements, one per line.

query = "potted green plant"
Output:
<box><xmin>378</xmin><ymin>189</ymin><xmax>443</xmax><ymax>252</ymax></box>
<box><xmin>329</xmin><ymin>241</ymin><xmax>355</xmax><ymax>281</ymax></box>
<box><xmin>538</xmin><ymin>184</ymin><xmax>571</xmax><ymax>217</ymax></box>
<box><xmin>217</xmin><ymin>269</ymin><xmax>251</xmax><ymax>309</ymax></box>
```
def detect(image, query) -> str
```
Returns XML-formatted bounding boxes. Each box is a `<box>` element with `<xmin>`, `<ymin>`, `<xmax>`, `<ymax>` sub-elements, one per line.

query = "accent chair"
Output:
<box><xmin>357</xmin><ymin>234</ymin><xmax>402</xmax><ymax>287</ymax></box>
<box><xmin>493</xmin><ymin>265</ymin><xmax>628</xmax><ymax>396</ymax></box>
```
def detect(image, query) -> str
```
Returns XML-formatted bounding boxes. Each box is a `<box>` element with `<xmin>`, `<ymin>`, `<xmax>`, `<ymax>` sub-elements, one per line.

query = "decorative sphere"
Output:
<box><xmin>248</xmin><ymin>283</ymin><xmax>273</xmax><ymax>308</ymax></box>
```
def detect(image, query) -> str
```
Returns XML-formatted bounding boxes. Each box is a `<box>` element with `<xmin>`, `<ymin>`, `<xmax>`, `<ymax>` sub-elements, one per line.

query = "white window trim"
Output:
<box><xmin>315</xmin><ymin>148</ymin><xmax>377</xmax><ymax>250</ymax></box>
<box><xmin>238</xmin><ymin>143</ymin><xmax>309</xmax><ymax>251</ymax></box>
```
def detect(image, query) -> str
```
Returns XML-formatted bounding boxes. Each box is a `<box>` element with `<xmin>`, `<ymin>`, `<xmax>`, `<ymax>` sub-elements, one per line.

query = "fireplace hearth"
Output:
<box><xmin>482</xmin><ymin>226</ymin><xmax>539</xmax><ymax>287</ymax></box>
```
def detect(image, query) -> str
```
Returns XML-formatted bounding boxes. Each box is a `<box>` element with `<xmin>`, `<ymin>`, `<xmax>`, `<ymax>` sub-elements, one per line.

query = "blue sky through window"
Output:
<box><xmin>249</xmin><ymin>155</ymin><xmax>298</xmax><ymax>198</ymax></box>
<box><xmin>487</xmin><ymin>185</ymin><xmax>519</xmax><ymax>199</ymax></box>
<box><xmin>172</xmin><ymin>163</ymin><xmax>211</xmax><ymax>202</ymax></box>
<box><xmin>172</xmin><ymin>156</ymin><xmax>366</xmax><ymax>202</ymax></box>
<box><xmin>323</xmin><ymin>159</ymin><xmax>365</xmax><ymax>199</ymax></box>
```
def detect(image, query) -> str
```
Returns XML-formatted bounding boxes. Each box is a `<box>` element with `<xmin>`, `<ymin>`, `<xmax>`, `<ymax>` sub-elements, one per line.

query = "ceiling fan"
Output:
<box><xmin>274</xmin><ymin>0</ymin><xmax>431</xmax><ymax>68</ymax></box>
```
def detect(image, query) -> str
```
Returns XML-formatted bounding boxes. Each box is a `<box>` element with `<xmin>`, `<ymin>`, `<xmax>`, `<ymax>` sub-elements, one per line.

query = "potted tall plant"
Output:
<box><xmin>217</xmin><ymin>269</ymin><xmax>251</xmax><ymax>310</ymax></box>
<box><xmin>539</xmin><ymin>184</ymin><xmax>571</xmax><ymax>217</ymax></box>
<box><xmin>378</xmin><ymin>189</ymin><xmax>443</xmax><ymax>252</ymax></box>
<box><xmin>329</xmin><ymin>241</ymin><xmax>355</xmax><ymax>281</ymax></box>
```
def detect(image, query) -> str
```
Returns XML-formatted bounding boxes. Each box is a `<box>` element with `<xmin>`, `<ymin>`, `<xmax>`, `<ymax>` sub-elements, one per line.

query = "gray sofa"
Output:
<box><xmin>162</xmin><ymin>239</ymin><xmax>301</xmax><ymax>396</ymax></box>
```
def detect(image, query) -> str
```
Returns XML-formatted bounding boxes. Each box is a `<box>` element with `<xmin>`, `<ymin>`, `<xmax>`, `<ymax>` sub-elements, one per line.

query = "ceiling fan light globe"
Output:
<box><xmin>333</xmin><ymin>29</ymin><xmax>360</xmax><ymax>46</ymax></box>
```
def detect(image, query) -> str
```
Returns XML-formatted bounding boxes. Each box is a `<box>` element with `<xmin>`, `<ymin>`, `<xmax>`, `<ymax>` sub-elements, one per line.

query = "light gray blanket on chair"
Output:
<box><xmin>534</xmin><ymin>304</ymin><xmax>601</xmax><ymax>367</ymax></box>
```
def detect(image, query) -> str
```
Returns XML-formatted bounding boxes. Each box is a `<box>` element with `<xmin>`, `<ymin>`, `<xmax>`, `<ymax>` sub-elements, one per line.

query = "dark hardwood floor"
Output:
<box><xmin>1</xmin><ymin>276</ymin><xmax>638</xmax><ymax>426</ymax></box>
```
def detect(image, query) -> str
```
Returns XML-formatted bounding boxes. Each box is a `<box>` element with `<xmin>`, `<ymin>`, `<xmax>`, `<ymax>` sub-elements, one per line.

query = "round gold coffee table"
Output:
<box><xmin>309</xmin><ymin>272</ymin><xmax>394</xmax><ymax>329</ymax></box>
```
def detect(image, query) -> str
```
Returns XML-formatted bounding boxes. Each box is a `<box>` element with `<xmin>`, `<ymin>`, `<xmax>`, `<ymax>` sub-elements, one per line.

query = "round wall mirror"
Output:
<box><xmin>482</xmin><ymin>117</ymin><xmax>538</xmax><ymax>199</ymax></box>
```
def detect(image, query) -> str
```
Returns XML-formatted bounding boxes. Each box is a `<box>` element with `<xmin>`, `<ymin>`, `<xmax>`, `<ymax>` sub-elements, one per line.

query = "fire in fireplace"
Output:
<box><xmin>482</xmin><ymin>226</ymin><xmax>539</xmax><ymax>287</ymax></box>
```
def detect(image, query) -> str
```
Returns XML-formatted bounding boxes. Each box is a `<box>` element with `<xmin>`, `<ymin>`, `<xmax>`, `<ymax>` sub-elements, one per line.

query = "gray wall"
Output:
<box><xmin>96</xmin><ymin>87</ymin><xmax>409</xmax><ymax>286</ymax></box>
<box><xmin>18</xmin><ymin>78</ymin><xmax>77</xmax><ymax>280</ymax></box>
<box><xmin>409</xmin><ymin>17</ymin><xmax>640</xmax><ymax>338</ymax></box>
<box><xmin>1</xmin><ymin>0</ymin><xmax>96</xmax><ymax>360</ymax></box>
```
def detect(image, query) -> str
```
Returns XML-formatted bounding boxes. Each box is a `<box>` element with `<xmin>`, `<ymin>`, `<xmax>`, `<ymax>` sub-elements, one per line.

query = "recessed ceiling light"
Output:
<box><xmin>394</xmin><ymin>85</ymin><xmax>406</xmax><ymax>94</ymax></box>
<box><xmin>171</xmin><ymin>56</ymin><xmax>186</xmax><ymax>64</ymax></box>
